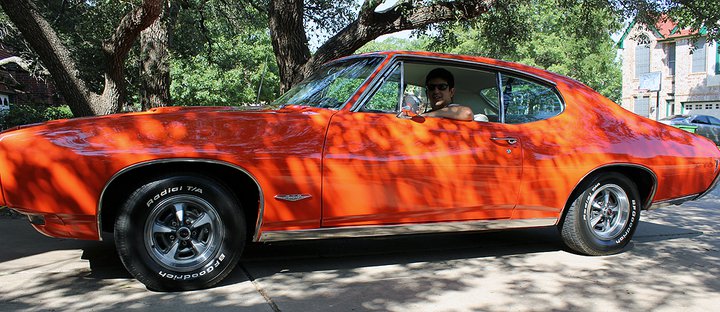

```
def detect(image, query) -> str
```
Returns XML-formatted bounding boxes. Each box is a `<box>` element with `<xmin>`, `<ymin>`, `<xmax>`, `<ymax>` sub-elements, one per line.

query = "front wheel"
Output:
<box><xmin>114</xmin><ymin>174</ymin><xmax>245</xmax><ymax>291</ymax></box>
<box><xmin>561</xmin><ymin>173</ymin><xmax>641</xmax><ymax>255</ymax></box>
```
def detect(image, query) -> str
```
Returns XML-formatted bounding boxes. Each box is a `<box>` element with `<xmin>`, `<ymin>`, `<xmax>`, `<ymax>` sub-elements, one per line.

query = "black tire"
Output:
<box><xmin>561</xmin><ymin>173</ymin><xmax>641</xmax><ymax>255</ymax></box>
<box><xmin>114</xmin><ymin>174</ymin><xmax>245</xmax><ymax>291</ymax></box>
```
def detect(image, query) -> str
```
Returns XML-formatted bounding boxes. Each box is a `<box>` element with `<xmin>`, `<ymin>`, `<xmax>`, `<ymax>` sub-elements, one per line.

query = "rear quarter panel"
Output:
<box><xmin>511</xmin><ymin>76</ymin><xmax>720</xmax><ymax>219</ymax></box>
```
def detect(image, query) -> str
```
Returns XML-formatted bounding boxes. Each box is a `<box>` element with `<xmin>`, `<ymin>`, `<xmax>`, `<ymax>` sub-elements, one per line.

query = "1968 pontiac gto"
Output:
<box><xmin>1</xmin><ymin>51</ymin><xmax>718</xmax><ymax>291</ymax></box>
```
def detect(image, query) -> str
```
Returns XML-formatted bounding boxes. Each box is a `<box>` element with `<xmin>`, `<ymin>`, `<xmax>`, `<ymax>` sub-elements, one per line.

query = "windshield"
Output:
<box><xmin>661</xmin><ymin>115</ymin><xmax>688</xmax><ymax>121</ymax></box>
<box><xmin>273</xmin><ymin>57</ymin><xmax>383</xmax><ymax>109</ymax></box>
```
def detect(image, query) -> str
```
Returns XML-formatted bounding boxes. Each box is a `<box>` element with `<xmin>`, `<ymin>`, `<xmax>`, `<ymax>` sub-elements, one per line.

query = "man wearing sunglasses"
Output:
<box><xmin>421</xmin><ymin>68</ymin><xmax>474</xmax><ymax>121</ymax></box>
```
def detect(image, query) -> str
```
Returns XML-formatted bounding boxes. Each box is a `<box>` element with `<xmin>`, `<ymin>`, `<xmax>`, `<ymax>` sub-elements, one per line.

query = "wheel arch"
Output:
<box><xmin>98</xmin><ymin>159</ymin><xmax>264</xmax><ymax>242</ymax></box>
<box><xmin>559</xmin><ymin>164</ymin><xmax>657</xmax><ymax>226</ymax></box>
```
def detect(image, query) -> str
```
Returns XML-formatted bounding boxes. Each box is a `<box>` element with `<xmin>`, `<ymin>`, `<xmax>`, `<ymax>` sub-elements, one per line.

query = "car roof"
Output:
<box><xmin>352</xmin><ymin>50</ymin><xmax>579</xmax><ymax>87</ymax></box>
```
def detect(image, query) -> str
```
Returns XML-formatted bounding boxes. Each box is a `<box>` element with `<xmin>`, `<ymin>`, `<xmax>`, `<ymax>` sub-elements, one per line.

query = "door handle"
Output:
<box><xmin>491</xmin><ymin>137</ymin><xmax>518</xmax><ymax>145</ymax></box>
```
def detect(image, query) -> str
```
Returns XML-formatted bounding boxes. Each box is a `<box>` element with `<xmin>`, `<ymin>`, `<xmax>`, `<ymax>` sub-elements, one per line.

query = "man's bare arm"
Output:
<box><xmin>422</xmin><ymin>105</ymin><xmax>474</xmax><ymax>121</ymax></box>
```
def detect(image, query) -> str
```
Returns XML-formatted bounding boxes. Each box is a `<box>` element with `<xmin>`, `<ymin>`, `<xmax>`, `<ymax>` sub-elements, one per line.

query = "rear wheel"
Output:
<box><xmin>115</xmin><ymin>174</ymin><xmax>245</xmax><ymax>291</ymax></box>
<box><xmin>561</xmin><ymin>173</ymin><xmax>641</xmax><ymax>255</ymax></box>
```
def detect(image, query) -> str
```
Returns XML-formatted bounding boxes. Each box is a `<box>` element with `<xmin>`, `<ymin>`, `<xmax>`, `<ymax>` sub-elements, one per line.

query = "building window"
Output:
<box><xmin>707</xmin><ymin>104</ymin><xmax>713</xmax><ymax>109</ymax></box>
<box><xmin>636</xmin><ymin>44</ymin><xmax>650</xmax><ymax>78</ymax></box>
<box><xmin>0</xmin><ymin>95</ymin><xmax>9</xmax><ymax>111</ymax></box>
<box><xmin>692</xmin><ymin>38</ymin><xmax>707</xmax><ymax>73</ymax></box>
<box><xmin>634</xmin><ymin>97</ymin><xmax>650</xmax><ymax>117</ymax></box>
<box><xmin>667</xmin><ymin>42</ymin><xmax>676</xmax><ymax>76</ymax></box>
<box><xmin>696</xmin><ymin>104</ymin><xmax>703</xmax><ymax>109</ymax></box>
<box><xmin>684</xmin><ymin>103</ymin><xmax>692</xmax><ymax>113</ymax></box>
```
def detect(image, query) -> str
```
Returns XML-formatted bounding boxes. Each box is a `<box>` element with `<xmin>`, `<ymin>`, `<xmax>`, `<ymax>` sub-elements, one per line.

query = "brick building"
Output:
<box><xmin>0</xmin><ymin>43</ymin><xmax>65</xmax><ymax>111</ymax></box>
<box><xmin>619</xmin><ymin>18</ymin><xmax>720</xmax><ymax>120</ymax></box>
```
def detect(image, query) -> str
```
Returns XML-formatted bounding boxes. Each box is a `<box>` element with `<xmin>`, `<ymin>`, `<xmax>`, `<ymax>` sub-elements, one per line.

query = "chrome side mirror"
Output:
<box><xmin>400</xmin><ymin>94</ymin><xmax>421</xmax><ymax>117</ymax></box>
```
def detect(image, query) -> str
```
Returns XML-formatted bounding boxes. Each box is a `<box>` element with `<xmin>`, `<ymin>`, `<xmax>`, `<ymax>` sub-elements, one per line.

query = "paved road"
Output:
<box><xmin>1</xmin><ymin>188</ymin><xmax>719</xmax><ymax>312</ymax></box>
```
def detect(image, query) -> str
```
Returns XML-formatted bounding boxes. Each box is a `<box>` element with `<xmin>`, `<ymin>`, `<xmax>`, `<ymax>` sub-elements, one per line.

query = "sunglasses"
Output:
<box><xmin>426</xmin><ymin>83</ymin><xmax>449</xmax><ymax>91</ymax></box>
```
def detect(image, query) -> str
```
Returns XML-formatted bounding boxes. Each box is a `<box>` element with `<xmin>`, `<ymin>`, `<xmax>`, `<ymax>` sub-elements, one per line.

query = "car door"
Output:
<box><xmin>321</xmin><ymin>61</ymin><xmax>523</xmax><ymax>227</ymax></box>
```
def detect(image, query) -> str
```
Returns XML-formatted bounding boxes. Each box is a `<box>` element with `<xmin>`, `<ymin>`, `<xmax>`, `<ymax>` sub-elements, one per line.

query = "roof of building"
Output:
<box><xmin>618</xmin><ymin>15</ymin><xmax>706</xmax><ymax>48</ymax></box>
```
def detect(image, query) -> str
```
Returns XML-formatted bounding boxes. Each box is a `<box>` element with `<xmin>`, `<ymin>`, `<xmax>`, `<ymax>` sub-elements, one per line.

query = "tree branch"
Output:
<box><xmin>101</xmin><ymin>0</ymin><xmax>162</xmax><ymax>114</ymax></box>
<box><xmin>305</xmin><ymin>0</ymin><xmax>493</xmax><ymax>76</ymax></box>
<box><xmin>102</xmin><ymin>0</ymin><xmax>163</xmax><ymax>58</ymax></box>
<box><xmin>0</xmin><ymin>56</ymin><xmax>33</xmax><ymax>72</ymax></box>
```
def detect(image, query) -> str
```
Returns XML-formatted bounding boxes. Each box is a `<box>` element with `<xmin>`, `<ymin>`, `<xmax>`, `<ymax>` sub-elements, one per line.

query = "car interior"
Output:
<box><xmin>356</xmin><ymin>59</ymin><xmax>565</xmax><ymax>124</ymax></box>
<box><xmin>401</xmin><ymin>62</ymin><xmax>500</xmax><ymax>122</ymax></box>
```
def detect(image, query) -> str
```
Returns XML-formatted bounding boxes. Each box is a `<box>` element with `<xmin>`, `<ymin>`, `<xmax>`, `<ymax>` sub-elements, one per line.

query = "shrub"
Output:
<box><xmin>0</xmin><ymin>104</ymin><xmax>74</xmax><ymax>131</ymax></box>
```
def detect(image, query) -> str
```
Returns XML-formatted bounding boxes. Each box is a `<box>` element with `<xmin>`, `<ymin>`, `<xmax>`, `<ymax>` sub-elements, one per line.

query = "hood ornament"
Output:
<box><xmin>274</xmin><ymin>194</ymin><xmax>313</xmax><ymax>202</ymax></box>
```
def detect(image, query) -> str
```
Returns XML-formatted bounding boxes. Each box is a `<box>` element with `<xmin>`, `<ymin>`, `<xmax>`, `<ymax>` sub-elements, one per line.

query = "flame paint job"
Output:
<box><xmin>0</xmin><ymin>51</ymin><xmax>718</xmax><ymax>242</ymax></box>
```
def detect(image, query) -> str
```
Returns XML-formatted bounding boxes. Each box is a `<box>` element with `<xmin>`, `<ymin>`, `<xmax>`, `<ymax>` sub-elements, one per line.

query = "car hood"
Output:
<box><xmin>0</xmin><ymin>105</ymin><xmax>330</xmax><ymax>135</ymax></box>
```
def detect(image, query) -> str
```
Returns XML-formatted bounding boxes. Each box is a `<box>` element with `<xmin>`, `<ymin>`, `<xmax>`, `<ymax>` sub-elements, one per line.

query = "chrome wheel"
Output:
<box><xmin>585</xmin><ymin>184</ymin><xmax>630</xmax><ymax>240</ymax></box>
<box><xmin>144</xmin><ymin>195</ymin><xmax>224</xmax><ymax>272</ymax></box>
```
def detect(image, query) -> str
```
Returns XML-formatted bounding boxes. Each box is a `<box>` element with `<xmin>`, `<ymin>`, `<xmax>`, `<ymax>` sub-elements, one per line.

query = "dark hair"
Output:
<box><xmin>425</xmin><ymin>68</ymin><xmax>455</xmax><ymax>88</ymax></box>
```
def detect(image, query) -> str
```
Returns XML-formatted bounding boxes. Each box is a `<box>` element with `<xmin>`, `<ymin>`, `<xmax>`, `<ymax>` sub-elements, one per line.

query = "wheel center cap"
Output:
<box><xmin>177</xmin><ymin>227</ymin><xmax>191</xmax><ymax>240</ymax></box>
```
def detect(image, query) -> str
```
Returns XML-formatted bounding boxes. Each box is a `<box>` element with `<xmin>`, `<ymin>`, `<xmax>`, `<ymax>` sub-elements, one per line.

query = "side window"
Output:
<box><xmin>501</xmin><ymin>74</ymin><xmax>563</xmax><ymax>124</ymax></box>
<box><xmin>635</xmin><ymin>45</ymin><xmax>650</xmax><ymax>78</ymax></box>
<box><xmin>478</xmin><ymin>87</ymin><xmax>500</xmax><ymax>122</ymax></box>
<box><xmin>362</xmin><ymin>64</ymin><xmax>402</xmax><ymax>113</ymax></box>
<box><xmin>693</xmin><ymin>116</ymin><xmax>710</xmax><ymax>124</ymax></box>
<box><xmin>708</xmin><ymin>116</ymin><xmax>720</xmax><ymax>125</ymax></box>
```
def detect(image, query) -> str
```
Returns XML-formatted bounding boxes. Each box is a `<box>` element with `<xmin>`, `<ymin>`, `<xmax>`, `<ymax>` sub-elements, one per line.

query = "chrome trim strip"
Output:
<box><xmin>96</xmin><ymin>158</ymin><xmax>264</xmax><ymax>242</ymax></box>
<box><xmin>258</xmin><ymin>218</ymin><xmax>557</xmax><ymax>242</ymax></box>
<box><xmin>497</xmin><ymin>72</ymin><xmax>506</xmax><ymax>123</ymax></box>
<box><xmin>648</xmin><ymin>193</ymin><xmax>700</xmax><ymax>210</ymax></box>
<box><xmin>350</xmin><ymin>58</ymin><xmax>400</xmax><ymax>112</ymax></box>
<box><xmin>568</xmin><ymin>163</ymin><xmax>658</xmax><ymax>211</ymax></box>
<box><xmin>274</xmin><ymin>194</ymin><xmax>313</xmax><ymax>202</ymax></box>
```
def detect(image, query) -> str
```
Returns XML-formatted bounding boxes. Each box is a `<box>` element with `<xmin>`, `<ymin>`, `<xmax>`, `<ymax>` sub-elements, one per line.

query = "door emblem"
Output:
<box><xmin>274</xmin><ymin>194</ymin><xmax>313</xmax><ymax>202</ymax></box>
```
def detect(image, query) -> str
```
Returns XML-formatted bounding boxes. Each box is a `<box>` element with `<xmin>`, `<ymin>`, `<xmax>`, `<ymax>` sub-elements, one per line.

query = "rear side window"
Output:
<box><xmin>709</xmin><ymin>116</ymin><xmax>720</xmax><ymax>125</ymax></box>
<box><xmin>500</xmin><ymin>74</ymin><xmax>563</xmax><ymax>124</ymax></box>
<box><xmin>693</xmin><ymin>116</ymin><xmax>710</xmax><ymax>124</ymax></box>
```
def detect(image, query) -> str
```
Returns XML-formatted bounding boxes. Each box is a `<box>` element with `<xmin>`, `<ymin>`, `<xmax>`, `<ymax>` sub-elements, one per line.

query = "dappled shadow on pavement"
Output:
<box><xmin>1</xmin><ymin>194</ymin><xmax>719</xmax><ymax>311</ymax></box>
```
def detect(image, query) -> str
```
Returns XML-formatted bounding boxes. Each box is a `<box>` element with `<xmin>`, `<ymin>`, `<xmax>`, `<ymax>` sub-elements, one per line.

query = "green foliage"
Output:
<box><xmin>429</xmin><ymin>0</ymin><xmax>623</xmax><ymax>102</ymax></box>
<box><xmin>0</xmin><ymin>105</ymin><xmax>73</xmax><ymax>130</ymax></box>
<box><xmin>667</xmin><ymin>0</ymin><xmax>720</xmax><ymax>41</ymax></box>
<box><xmin>357</xmin><ymin>36</ymin><xmax>429</xmax><ymax>54</ymax></box>
<box><xmin>171</xmin><ymin>32</ymin><xmax>279</xmax><ymax>106</ymax></box>
<box><xmin>169</xmin><ymin>0</ymin><xmax>280</xmax><ymax>106</ymax></box>
<box><xmin>43</xmin><ymin>105</ymin><xmax>73</xmax><ymax>120</ymax></box>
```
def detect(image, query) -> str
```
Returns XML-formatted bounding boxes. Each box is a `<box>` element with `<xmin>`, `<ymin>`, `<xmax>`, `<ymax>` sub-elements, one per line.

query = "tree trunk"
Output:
<box><xmin>268</xmin><ymin>0</ymin><xmax>312</xmax><ymax>92</ymax></box>
<box><xmin>103</xmin><ymin>0</ymin><xmax>163</xmax><ymax>113</ymax></box>
<box><xmin>0</xmin><ymin>0</ymin><xmax>96</xmax><ymax>116</ymax></box>
<box><xmin>140</xmin><ymin>0</ymin><xmax>176</xmax><ymax>110</ymax></box>
<box><xmin>0</xmin><ymin>0</ymin><xmax>163</xmax><ymax>116</ymax></box>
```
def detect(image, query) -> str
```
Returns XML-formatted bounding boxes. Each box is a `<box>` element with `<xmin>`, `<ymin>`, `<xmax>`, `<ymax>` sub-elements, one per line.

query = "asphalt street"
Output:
<box><xmin>1</xmin><ymin>187</ymin><xmax>719</xmax><ymax>312</ymax></box>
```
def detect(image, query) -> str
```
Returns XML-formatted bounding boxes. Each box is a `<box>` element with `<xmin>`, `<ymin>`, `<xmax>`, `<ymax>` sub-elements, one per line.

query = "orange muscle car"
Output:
<box><xmin>1</xmin><ymin>51</ymin><xmax>718</xmax><ymax>291</ymax></box>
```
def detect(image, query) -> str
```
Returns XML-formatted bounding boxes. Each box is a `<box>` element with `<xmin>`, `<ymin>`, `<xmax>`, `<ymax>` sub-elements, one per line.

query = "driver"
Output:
<box><xmin>421</xmin><ymin>68</ymin><xmax>473</xmax><ymax>121</ymax></box>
